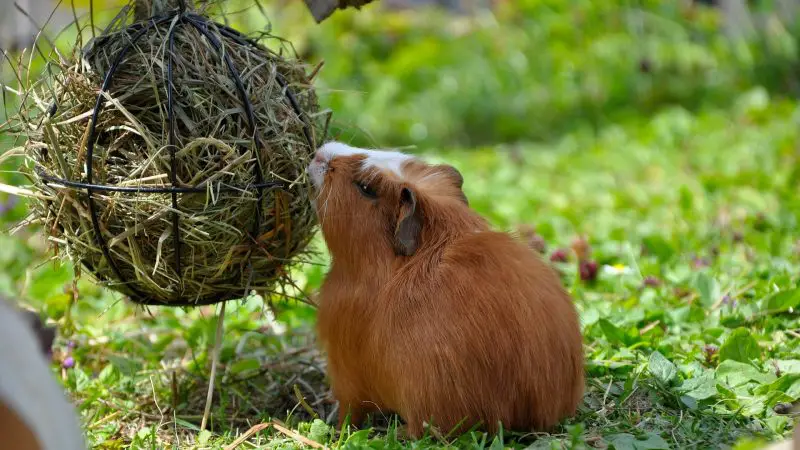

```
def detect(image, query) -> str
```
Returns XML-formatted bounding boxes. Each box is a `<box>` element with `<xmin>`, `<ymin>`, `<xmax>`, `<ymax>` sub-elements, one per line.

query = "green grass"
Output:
<box><xmin>3</xmin><ymin>89</ymin><xmax>799</xmax><ymax>449</ymax></box>
<box><xmin>2</xmin><ymin>0</ymin><xmax>800</xmax><ymax>449</ymax></box>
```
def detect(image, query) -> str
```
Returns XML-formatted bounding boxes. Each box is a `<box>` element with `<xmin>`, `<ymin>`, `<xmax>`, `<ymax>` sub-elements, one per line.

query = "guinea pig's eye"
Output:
<box><xmin>354</xmin><ymin>181</ymin><xmax>378</xmax><ymax>199</ymax></box>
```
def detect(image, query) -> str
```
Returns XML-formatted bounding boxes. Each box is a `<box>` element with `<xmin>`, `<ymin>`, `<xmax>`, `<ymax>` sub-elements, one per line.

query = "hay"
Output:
<box><xmin>5</xmin><ymin>1</ymin><xmax>323</xmax><ymax>306</ymax></box>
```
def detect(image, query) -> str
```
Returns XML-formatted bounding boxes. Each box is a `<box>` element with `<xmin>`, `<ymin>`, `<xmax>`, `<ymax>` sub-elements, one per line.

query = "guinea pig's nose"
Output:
<box><xmin>313</xmin><ymin>151</ymin><xmax>326</xmax><ymax>164</ymax></box>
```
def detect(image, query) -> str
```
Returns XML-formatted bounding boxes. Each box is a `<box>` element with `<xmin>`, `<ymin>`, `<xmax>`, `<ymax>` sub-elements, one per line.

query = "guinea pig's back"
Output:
<box><xmin>437</xmin><ymin>230</ymin><xmax>585</xmax><ymax>428</ymax></box>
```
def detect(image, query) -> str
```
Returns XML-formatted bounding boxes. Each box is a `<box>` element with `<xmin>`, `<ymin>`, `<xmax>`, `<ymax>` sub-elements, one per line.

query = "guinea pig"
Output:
<box><xmin>307</xmin><ymin>141</ymin><xmax>585</xmax><ymax>438</ymax></box>
<box><xmin>0</xmin><ymin>298</ymin><xmax>86</xmax><ymax>450</ymax></box>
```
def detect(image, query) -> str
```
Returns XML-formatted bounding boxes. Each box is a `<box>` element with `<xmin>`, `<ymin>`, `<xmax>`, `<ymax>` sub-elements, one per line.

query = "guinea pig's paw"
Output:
<box><xmin>400</xmin><ymin>420</ymin><xmax>440</xmax><ymax>441</ymax></box>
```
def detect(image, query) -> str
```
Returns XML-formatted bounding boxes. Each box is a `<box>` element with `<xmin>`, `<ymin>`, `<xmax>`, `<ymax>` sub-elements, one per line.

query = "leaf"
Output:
<box><xmin>97</xmin><ymin>365</ymin><xmax>119</xmax><ymax>384</ymax></box>
<box><xmin>715</xmin><ymin>360</ymin><xmax>776</xmax><ymax>387</ymax></box>
<box><xmin>693</xmin><ymin>272</ymin><xmax>720</xmax><ymax>307</ymax></box>
<box><xmin>730</xmin><ymin>438</ymin><xmax>769</xmax><ymax>450</ymax></box>
<box><xmin>754</xmin><ymin>374</ymin><xmax>800</xmax><ymax>401</ymax></box>
<box><xmin>136</xmin><ymin>427</ymin><xmax>152</xmax><ymax>441</ymax></box>
<box><xmin>174</xmin><ymin>419</ymin><xmax>200</xmax><ymax>431</ymax></box>
<box><xmin>743</xmin><ymin>395</ymin><xmax>770</xmax><ymax>416</ymax></box>
<box><xmin>608</xmin><ymin>433</ymin><xmax>670</xmax><ymax>450</ymax></box>
<box><xmin>765</xmin><ymin>416</ymin><xmax>792</xmax><ymax>435</ymax></box>
<box><xmin>489</xmin><ymin>435</ymin><xmax>505</xmax><ymax>450</ymax></box>
<box><xmin>648</xmin><ymin>351</ymin><xmax>678</xmax><ymax>385</ymax></box>
<box><xmin>599</xmin><ymin>318</ymin><xmax>627</xmax><ymax>345</ymax></box>
<box><xmin>608</xmin><ymin>433</ymin><xmax>638</xmax><ymax>450</ymax></box>
<box><xmin>29</xmin><ymin>263</ymin><xmax>72</xmax><ymax>302</ymax></box>
<box><xmin>668</xmin><ymin>304</ymin><xmax>705</xmax><ymax>323</ymax></box>
<box><xmin>642</xmin><ymin>235</ymin><xmax>675</xmax><ymax>262</ymax></box>
<box><xmin>680</xmin><ymin>395</ymin><xmax>698</xmax><ymax>410</ymax></box>
<box><xmin>718</xmin><ymin>328</ymin><xmax>761</xmax><ymax>363</ymax></box>
<box><xmin>582</xmin><ymin>307</ymin><xmax>601</xmax><ymax>327</ymax></box>
<box><xmin>716</xmin><ymin>383</ymin><xmax>742</xmax><ymax>411</ymax></box>
<box><xmin>106</xmin><ymin>355</ymin><xmax>143</xmax><ymax>377</ymax></box>
<box><xmin>776</xmin><ymin>360</ymin><xmax>800</xmax><ymax>374</ymax></box>
<box><xmin>198</xmin><ymin>429</ymin><xmax>212</xmax><ymax>445</ymax></box>
<box><xmin>309</xmin><ymin>419</ymin><xmax>331</xmax><ymax>444</ymax></box>
<box><xmin>343</xmin><ymin>429</ymin><xmax>372</xmax><ymax>446</ymax></box>
<box><xmin>679</xmin><ymin>185</ymin><xmax>694</xmax><ymax>212</ymax></box>
<box><xmin>229</xmin><ymin>358</ymin><xmax>261</xmax><ymax>375</ymax></box>
<box><xmin>680</xmin><ymin>371</ymin><xmax>717</xmax><ymax>400</ymax></box>
<box><xmin>761</xmin><ymin>288</ymin><xmax>800</xmax><ymax>313</ymax></box>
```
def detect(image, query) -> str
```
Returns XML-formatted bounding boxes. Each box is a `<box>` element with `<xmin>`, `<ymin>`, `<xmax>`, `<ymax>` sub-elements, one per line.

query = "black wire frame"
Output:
<box><xmin>43</xmin><ymin>4</ymin><xmax>318</xmax><ymax>306</ymax></box>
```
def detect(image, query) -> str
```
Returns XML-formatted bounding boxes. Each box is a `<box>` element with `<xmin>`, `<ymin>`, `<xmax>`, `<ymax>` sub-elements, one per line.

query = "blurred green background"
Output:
<box><xmin>1</xmin><ymin>0</ymin><xmax>800</xmax><ymax>448</ymax></box>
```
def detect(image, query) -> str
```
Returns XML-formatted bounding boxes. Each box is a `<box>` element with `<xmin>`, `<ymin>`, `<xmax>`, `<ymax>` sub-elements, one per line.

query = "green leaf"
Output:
<box><xmin>174</xmin><ymin>419</ymin><xmax>200</xmax><ymax>431</ymax></box>
<box><xmin>678</xmin><ymin>185</ymin><xmax>694</xmax><ymax>211</ymax></box>
<box><xmin>648</xmin><ymin>351</ymin><xmax>678</xmax><ymax>385</ymax></box>
<box><xmin>29</xmin><ymin>263</ymin><xmax>72</xmax><ymax>302</ymax></box>
<box><xmin>607</xmin><ymin>434</ymin><xmax>639</xmax><ymax>450</ymax></box>
<box><xmin>198</xmin><ymin>429</ymin><xmax>212</xmax><ymax>445</ymax></box>
<box><xmin>761</xmin><ymin>288</ymin><xmax>800</xmax><ymax>313</ymax></box>
<box><xmin>754</xmin><ymin>374</ymin><xmax>800</xmax><ymax>401</ymax></box>
<box><xmin>693</xmin><ymin>272</ymin><xmax>720</xmax><ymax>307</ymax></box>
<box><xmin>106</xmin><ymin>355</ymin><xmax>143</xmax><ymax>377</ymax></box>
<box><xmin>680</xmin><ymin>371</ymin><xmax>717</xmax><ymax>400</ymax></box>
<box><xmin>642</xmin><ymin>235</ymin><xmax>675</xmax><ymax>262</ymax></box>
<box><xmin>715</xmin><ymin>360</ymin><xmax>776</xmax><ymax>387</ymax></box>
<box><xmin>741</xmin><ymin>394</ymin><xmax>769</xmax><ymax>416</ymax></box>
<box><xmin>668</xmin><ymin>304</ymin><xmax>705</xmax><ymax>324</ymax></box>
<box><xmin>716</xmin><ymin>383</ymin><xmax>741</xmax><ymax>411</ymax></box>
<box><xmin>718</xmin><ymin>328</ymin><xmax>761</xmax><ymax>363</ymax></box>
<box><xmin>582</xmin><ymin>307</ymin><xmax>601</xmax><ymax>327</ymax></box>
<box><xmin>489</xmin><ymin>435</ymin><xmax>505</xmax><ymax>450</ymax></box>
<box><xmin>599</xmin><ymin>318</ymin><xmax>627</xmax><ymax>345</ymax></box>
<box><xmin>309</xmin><ymin>419</ymin><xmax>331</xmax><ymax>444</ymax></box>
<box><xmin>136</xmin><ymin>427</ymin><xmax>152</xmax><ymax>441</ymax></box>
<box><xmin>776</xmin><ymin>360</ymin><xmax>800</xmax><ymax>374</ymax></box>
<box><xmin>680</xmin><ymin>395</ymin><xmax>698</xmax><ymax>410</ymax></box>
<box><xmin>608</xmin><ymin>433</ymin><xmax>670</xmax><ymax>450</ymax></box>
<box><xmin>765</xmin><ymin>416</ymin><xmax>792</xmax><ymax>435</ymax></box>
<box><xmin>731</xmin><ymin>438</ymin><xmax>775</xmax><ymax>450</ymax></box>
<box><xmin>343</xmin><ymin>429</ymin><xmax>372</xmax><ymax>447</ymax></box>
<box><xmin>229</xmin><ymin>358</ymin><xmax>261</xmax><ymax>375</ymax></box>
<box><xmin>97</xmin><ymin>364</ymin><xmax>118</xmax><ymax>384</ymax></box>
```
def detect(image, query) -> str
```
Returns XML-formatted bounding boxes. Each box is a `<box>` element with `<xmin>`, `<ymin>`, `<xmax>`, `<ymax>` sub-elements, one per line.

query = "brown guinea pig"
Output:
<box><xmin>307</xmin><ymin>141</ymin><xmax>585</xmax><ymax>438</ymax></box>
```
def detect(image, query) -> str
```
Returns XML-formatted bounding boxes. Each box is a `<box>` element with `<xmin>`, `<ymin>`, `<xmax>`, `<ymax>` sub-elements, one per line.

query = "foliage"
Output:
<box><xmin>1</xmin><ymin>0</ymin><xmax>800</xmax><ymax>448</ymax></box>
<box><xmin>267</xmin><ymin>0</ymin><xmax>800</xmax><ymax>148</ymax></box>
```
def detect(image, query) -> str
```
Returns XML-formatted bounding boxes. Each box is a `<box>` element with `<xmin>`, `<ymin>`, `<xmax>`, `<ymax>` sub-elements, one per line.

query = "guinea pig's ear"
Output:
<box><xmin>393</xmin><ymin>187</ymin><xmax>423</xmax><ymax>256</ymax></box>
<box><xmin>435</xmin><ymin>164</ymin><xmax>468</xmax><ymax>205</ymax></box>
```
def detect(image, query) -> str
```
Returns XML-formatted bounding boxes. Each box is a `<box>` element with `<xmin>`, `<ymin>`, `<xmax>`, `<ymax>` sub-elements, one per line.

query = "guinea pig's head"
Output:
<box><xmin>307</xmin><ymin>141</ymin><xmax>468</xmax><ymax>264</ymax></box>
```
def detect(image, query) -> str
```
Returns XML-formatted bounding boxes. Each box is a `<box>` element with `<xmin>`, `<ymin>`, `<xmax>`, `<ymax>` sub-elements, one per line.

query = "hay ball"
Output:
<box><xmin>21</xmin><ymin>8</ymin><xmax>323</xmax><ymax>306</ymax></box>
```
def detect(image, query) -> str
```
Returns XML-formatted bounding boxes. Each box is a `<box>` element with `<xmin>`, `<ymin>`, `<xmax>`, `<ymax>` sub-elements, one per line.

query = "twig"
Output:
<box><xmin>639</xmin><ymin>320</ymin><xmax>660</xmax><ymax>335</ymax></box>
<box><xmin>294</xmin><ymin>383</ymin><xmax>320</xmax><ymax>419</ymax></box>
<box><xmin>273</xmin><ymin>421</ymin><xmax>325</xmax><ymax>449</ymax></box>
<box><xmin>711</xmin><ymin>281</ymin><xmax>757</xmax><ymax>310</ymax></box>
<box><xmin>223</xmin><ymin>420</ymin><xmax>325</xmax><ymax>450</ymax></box>
<box><xmin>200</xmin><ymin>301</ymin><xmax>226</xmax><ymax>432</ymax></box>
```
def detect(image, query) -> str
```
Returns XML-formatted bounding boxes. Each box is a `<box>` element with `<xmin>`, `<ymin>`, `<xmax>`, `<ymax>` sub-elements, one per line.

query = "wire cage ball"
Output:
<box><xmin>15</xmin><ymin>1</ymin><xmax>324</xmax><ymax>306</ymax></box>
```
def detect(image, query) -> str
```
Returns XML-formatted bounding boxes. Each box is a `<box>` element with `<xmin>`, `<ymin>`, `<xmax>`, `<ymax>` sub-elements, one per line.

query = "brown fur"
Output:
<box><xmin>0</xmin><ymin>401</ymin><xmax>43</xmax><ymax>450</ymax></box>
<box><xmin>312</xmin><ymin>151</ymin><xmax>585</xmax><ymax>438</ymax></box>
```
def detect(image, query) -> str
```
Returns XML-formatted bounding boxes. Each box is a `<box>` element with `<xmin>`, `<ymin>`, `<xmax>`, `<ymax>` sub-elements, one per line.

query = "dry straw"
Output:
<box><xmin>2</xmin><ymin>0</ymin><xmax>326</xmax><ymax>306</ymax></box>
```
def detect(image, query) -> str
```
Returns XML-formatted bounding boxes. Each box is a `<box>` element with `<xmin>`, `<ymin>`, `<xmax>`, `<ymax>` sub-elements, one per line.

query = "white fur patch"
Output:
<box><xmin>316</xmin><ymin>141</ymin><xmax>413</xmax><ymax>177</ymax></box>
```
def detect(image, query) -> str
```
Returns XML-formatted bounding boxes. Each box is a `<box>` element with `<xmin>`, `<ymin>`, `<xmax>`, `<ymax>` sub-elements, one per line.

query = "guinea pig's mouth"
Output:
<box><xmin>306</xmin><ymin>157</ymin><xmax>327</xmax><ymax>192</ymax></box>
